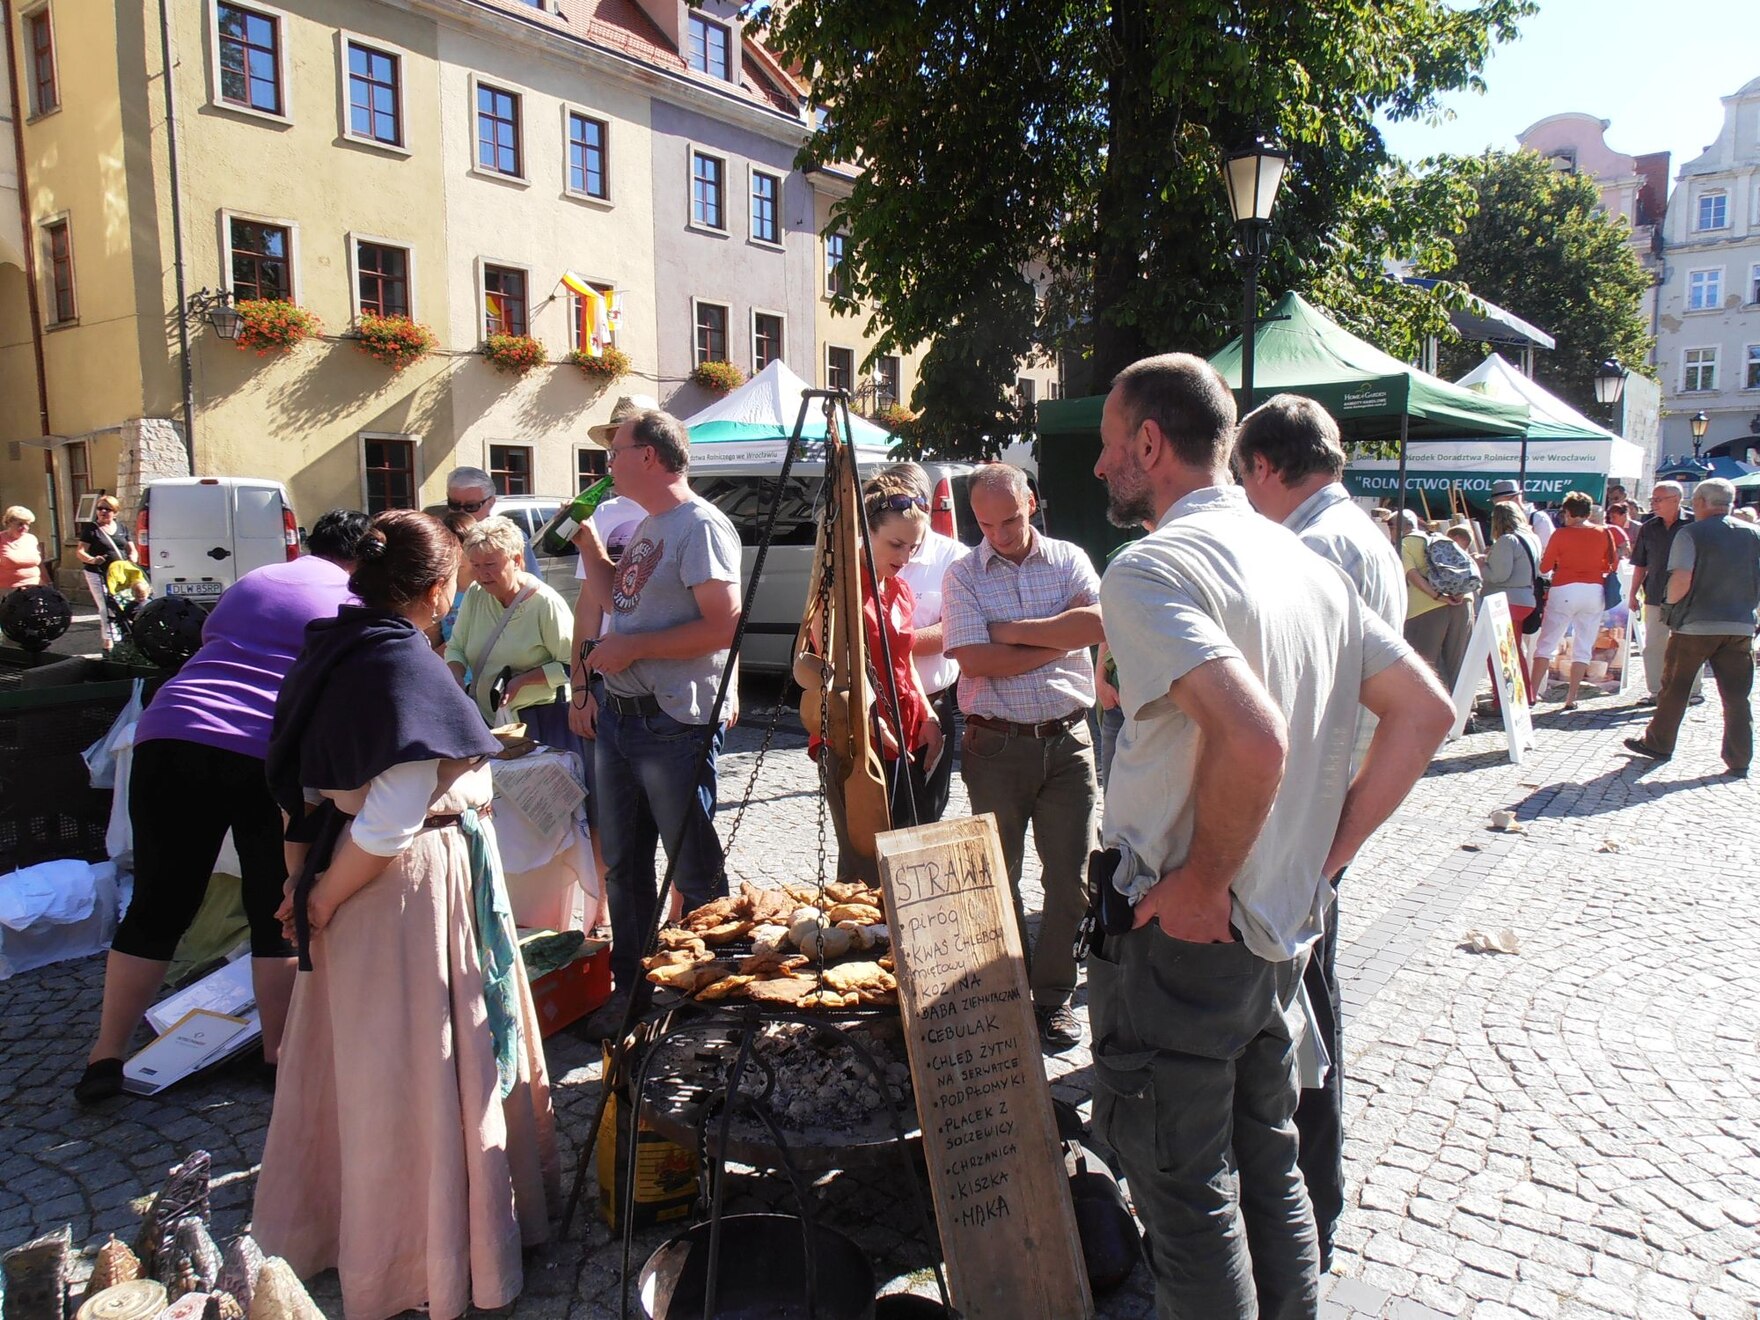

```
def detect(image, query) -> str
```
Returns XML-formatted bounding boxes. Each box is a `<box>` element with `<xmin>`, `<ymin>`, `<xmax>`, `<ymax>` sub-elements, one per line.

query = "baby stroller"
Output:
<box><xmin>99</xmin><ymin>558</ymin><xmax>152</xmax><ymax>644</ymax></box>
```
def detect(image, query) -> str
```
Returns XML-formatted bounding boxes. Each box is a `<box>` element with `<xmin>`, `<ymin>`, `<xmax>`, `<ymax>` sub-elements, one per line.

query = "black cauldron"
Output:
<box><xmin>639</xmin><ymin>1213</ymin><xmax>876</xmax><ymax>1320</ymax></box>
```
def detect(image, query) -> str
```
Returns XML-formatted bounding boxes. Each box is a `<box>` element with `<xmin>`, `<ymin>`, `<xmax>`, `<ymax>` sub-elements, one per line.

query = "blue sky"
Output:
<box><xmin>1379</xmin><ymin>0</ymin><xmax>1756</xmax><ymax>178</ymax></box>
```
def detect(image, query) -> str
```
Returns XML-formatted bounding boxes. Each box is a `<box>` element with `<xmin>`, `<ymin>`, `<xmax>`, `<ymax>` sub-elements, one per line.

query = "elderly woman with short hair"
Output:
<box><xmin>0</xmin><ymin>505</ymin><xmax>42</xmax><ymax>592</ymax></box>
<box><xmin>444</xmin><ymin>515</ymin><xmax>578</xmax><ymax>754</ymax></box>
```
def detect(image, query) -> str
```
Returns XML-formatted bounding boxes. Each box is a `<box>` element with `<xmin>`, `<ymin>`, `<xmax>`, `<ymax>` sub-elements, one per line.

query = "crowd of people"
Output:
<box><xmin>49</xmin><ymin>359</ymin><xmax>1760</xmax><ymax>1320</ymax></box>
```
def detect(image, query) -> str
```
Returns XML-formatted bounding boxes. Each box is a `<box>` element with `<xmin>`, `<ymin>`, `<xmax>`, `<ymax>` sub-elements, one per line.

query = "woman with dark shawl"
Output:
<box><xmin>253</xmin><ymin>510</ymin><xmax>559</xmax><ymax>1320</ymax></box>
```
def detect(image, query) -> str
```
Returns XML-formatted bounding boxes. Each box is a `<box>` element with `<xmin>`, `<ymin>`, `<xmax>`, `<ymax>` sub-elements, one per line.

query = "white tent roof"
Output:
<box><xmin>1456</xmin><ymin>352</ymin><xmax>1645</xmax><ymax>479</ymax></box>
<box><xmin>681</xmin><ymin>359</ymin><xmax>895</xmax><ymax>469</ymax></box>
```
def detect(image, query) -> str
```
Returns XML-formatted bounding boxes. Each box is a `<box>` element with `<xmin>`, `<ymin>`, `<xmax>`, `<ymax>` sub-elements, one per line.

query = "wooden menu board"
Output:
<box><xmin>876</xmin><ymin>815</ymin><xmax>1093</xmax><ymax>1320</ymax></box>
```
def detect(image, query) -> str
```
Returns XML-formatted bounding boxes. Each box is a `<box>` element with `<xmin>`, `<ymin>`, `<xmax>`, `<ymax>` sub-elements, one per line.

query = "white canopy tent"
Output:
<box><xmin>681</xmin><ymin>360</ymin><xmax>897</xmax><ymax>470</ymax></box>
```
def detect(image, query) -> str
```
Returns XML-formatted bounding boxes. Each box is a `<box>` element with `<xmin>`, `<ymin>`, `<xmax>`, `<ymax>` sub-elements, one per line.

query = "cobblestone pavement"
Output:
<box><xmin>3</xmin><ymin>678</ymin><xmax>1758</xmax><ymax>1320</ymax></box>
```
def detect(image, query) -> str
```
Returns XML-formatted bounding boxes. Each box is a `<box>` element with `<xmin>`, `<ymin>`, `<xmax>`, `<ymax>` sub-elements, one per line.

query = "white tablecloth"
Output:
<box><xmin>491</xmin><ymin>750</ymin><xmax>601</xmax><ymax>933</ymax></box>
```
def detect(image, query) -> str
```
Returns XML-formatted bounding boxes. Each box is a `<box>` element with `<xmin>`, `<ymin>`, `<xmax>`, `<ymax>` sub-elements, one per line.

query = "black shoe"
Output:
<box><xmin>1036</xmin><ymin>1005</ymin><xmax>1082</xmax><ymax>1052</ymax></box>
<box><xmin>1726</xmin><ymin>765</ymin><xmax>1749</xmax><ymax>779</ymax></box>
<box><xmin>1634</xmin><ymin>696</ymin><xmax>1656</xmax><ymax>707</ymax></box>
<box><xmin>73</xmin><ymin>1058</ymin><xmax>125</xmax><ymax>1105</ymax></box>
<box><xmin>1623</xmin><ymin>737</ymin><xmax>1670</xmax><ymax>762</ymax></box>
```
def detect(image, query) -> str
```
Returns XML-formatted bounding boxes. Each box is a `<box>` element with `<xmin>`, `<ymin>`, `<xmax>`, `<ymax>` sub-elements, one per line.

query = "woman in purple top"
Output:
<box><xmin>74</xmin><ymin>510</ymin><xmax>369</xmax><ymax>1104</ymax></box>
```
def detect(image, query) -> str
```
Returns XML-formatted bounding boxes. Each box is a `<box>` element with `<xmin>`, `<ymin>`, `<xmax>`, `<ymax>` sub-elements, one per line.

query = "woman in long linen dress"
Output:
<box><xmin>253</xmin><ymin>509</ymin><xmax>559</xmax><ymax>1320</ymax></box>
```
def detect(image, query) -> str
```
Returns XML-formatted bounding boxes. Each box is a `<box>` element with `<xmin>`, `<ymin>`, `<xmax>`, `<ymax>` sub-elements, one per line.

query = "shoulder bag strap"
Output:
<box><xmin>1516</xmin><ymin>531</ymin><xmax>1539</xmax><ymax>583</ymax></box>
<box><xmin>468</xmin><ymin>583</ymin><xmax>537</xmax><ymax>701</ymax></box>
<box><xmin>93</xmin><ymin>526</ymin><xmax>124</xmax><ymax>561</ymax></box>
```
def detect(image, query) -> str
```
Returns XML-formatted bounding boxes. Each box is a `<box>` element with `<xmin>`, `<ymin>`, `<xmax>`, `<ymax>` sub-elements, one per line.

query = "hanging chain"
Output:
<box><xmin>814</xmin><ymin>444</ymin><xmax>840</xmax><ymax>890</ymax></box>
<box><xmin>720</xmin><ymin>679</ymin><xmax>787</xmax><ymax>857</ymax></box>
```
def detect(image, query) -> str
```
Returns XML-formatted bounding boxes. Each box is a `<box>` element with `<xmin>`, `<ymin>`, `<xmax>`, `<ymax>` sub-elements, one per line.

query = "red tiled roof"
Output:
<box><xmin>464</xmin><ymin>0</ymin><xmax>802</xmax><ymax>120</ymax></box>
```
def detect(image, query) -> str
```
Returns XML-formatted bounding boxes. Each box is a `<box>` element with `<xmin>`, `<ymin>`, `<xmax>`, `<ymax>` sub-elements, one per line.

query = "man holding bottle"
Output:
<box><xmin>570</xmin><ymin>408</ymin><xmax>742</xmax><ymax>998</ymax></box>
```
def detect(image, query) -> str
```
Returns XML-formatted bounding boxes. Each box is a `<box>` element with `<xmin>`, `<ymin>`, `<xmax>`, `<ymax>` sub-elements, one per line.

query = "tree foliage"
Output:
<box><xmin>754</xmin><ymin>0</ymin><xmax>1532</xmax><ymax>457</ymax></box>
<box><xmin>1433</xmin><ymin>150</ymin><xmax>1656</xmax><ymax>411</ymax></box>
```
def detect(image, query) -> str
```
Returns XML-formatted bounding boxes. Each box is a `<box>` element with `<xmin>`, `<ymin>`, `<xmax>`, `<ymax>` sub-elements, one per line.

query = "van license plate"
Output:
<box><xmin>167</xmin><ymin>581</ymin><xmax>222</xmax><ymax>598</ymax></box>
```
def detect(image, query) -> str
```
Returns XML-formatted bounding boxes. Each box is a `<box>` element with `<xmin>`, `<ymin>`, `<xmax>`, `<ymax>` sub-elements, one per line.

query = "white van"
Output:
<box><xmin>137</xmin><ymin>477</ymin><xmax>300</xmax><ymax>604</ymax></box>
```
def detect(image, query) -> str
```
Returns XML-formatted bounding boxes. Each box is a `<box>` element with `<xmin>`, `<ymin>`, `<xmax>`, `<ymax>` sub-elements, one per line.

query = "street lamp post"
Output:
<box><xmin>1222</xmin><ymin>139</ymin><xmax>1288</xmax><ymax>410</ymax></box>
<box><xmin>1690</xmin><ymin>409</ymin><xmax>1709</xmax><ymax>459</ymax></box>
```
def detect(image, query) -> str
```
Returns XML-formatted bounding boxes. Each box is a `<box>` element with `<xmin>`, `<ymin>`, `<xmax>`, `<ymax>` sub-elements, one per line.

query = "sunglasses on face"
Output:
<box><xmin>447</xmin><ymin>497</ymin><xmax>489</xmax><ymax>513</ymax></box>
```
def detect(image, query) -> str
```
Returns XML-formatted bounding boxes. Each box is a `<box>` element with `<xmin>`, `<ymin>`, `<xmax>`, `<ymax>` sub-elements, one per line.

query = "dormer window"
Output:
<box><xmin>688</xmin><ymin>13</ymin><xmax>731</xmax><ymax>81</ymax></box>
<box><xmin>1697</xmin><ymin>192</ymin><xmax>1729</xmax><ymax>232</ymax></box>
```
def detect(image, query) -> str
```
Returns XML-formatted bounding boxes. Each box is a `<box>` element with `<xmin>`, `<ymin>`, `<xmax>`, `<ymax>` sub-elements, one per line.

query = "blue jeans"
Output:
<box><xmin>1098</xmin><ymin>704</ymin><xmax>1125</xmax><ymax>791</ymax></box>
<box><xmin>596</xmin><ymin>703</ymin><xmax>727</xmax><ymax>989</ymax></box>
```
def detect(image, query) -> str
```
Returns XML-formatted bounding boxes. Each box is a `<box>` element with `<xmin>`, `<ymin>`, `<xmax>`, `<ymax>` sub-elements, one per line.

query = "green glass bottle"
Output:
<box><xmin>536</xmin><ymin>475</ymin><xmax>615</xmax><ymax>557</ymax></box>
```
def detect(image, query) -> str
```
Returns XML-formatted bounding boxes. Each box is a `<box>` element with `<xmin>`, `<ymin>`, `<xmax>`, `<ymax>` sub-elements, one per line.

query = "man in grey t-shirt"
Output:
<box><xmin>1625</xmin><ymin>478</ymin><xmax>1760</xmax><ymax>776</ymax></box>
<box><xmin>573</xmin><ymin>409</ymin><xmax>741</xmax><ymax>992</ymax></box>
<box><xmin>1091</xmin><ymin>354</ymin><xmax>1454</xmax><ymax>1318</ymax></box>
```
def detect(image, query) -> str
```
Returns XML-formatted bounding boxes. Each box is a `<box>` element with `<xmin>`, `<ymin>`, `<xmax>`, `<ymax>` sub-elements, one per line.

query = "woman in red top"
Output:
<box><xmin>798</xmin><ymin>474</ymin><xmax>944</xmax><ymax>876</ymax></box>
<box><xmin>0</xmin><ymin>506</ymin><xmax>42</xmax><ymax>592</ymax></box>
<box><xmin>1529</xmin><ymin>490</ymin><xmax>1619</xmax><ymax>709</ymax></box>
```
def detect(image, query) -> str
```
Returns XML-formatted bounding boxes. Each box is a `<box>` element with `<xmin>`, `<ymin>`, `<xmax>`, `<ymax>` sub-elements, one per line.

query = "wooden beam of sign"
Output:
<box><xmin>876</xmin><ymin>815</ymin><xmax>1093</xmax><ymax>1320</ymax></box>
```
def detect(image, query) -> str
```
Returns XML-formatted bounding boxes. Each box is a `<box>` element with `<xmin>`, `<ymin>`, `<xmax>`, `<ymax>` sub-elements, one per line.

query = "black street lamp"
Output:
<box><xmin>1593</xmin><ymin>358</ymin><xmax>1627</xmax><ymax>415</ymax></box>
<box><xmin>1222</xmin><ymin>138</ymin><xmax>1288</xmax><ymax>408</ymax></box>
<box><xmin>1690</xmin><ymin>409</ymin><xmax>1709</xmax><ymax>458</ymax></box>
<box><xmin>185</xmin><ymin>287</ymin><xmax>242</xmax><ymax>341</ymax></box>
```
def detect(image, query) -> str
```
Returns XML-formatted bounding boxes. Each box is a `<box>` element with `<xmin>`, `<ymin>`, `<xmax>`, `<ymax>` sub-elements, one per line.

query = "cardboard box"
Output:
<box><xmin>529</xmin><ymin>941</ymin><xmax>611</xmax><ymax>1037</ymax></box>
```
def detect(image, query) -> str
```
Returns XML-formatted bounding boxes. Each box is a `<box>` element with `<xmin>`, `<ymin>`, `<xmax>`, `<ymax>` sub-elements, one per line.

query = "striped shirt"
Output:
<box><xmin>943</xmin><ymin>530</ymin><xmax>1100</xmax><ymax>723</ymax></box>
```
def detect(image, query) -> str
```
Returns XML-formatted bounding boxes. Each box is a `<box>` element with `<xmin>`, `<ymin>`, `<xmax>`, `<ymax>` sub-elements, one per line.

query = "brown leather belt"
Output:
<box><xmin>966</xmin><ymin>710</ymin><xmax>1085</xmax><ymax>739</ymax></box>
<box><xmin>423</xmin><ymin>805</ymin><xmax>492</xmax><ymax>830</ymax></box>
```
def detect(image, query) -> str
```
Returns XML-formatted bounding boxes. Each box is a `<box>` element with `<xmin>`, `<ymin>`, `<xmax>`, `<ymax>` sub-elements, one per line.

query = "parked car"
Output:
<box><xmin>137</xmin><ymin>477</ymin><xmax>299</xmax><ymax>605</ymax></box>
<box><xmin>421</xmin><ymin>495</ymin><xmax>581</xmax><ymax>601</ymax></box>
<box><xmin>690</xmin><ymin>460</ymin><xmax>977</xmax><ymax>672</ymax></box>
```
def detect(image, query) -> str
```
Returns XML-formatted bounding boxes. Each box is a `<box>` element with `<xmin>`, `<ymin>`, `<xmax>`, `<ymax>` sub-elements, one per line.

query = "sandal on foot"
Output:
<box><xmin>74</xmin><ymin>1058</ymin><xmax>125</xmax><ymax>1104</ymax></box>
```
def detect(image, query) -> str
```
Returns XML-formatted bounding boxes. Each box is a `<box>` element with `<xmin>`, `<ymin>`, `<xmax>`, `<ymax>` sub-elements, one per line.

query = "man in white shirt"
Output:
<box><xmin>884</xmin><ymin>462</ymin><xmax>966</xmax><ymax>823</ymax></box>
<box><xmin>943</xmin><ymin>464</ymin><xmax>1104</xmax><ymax>1050</ymax></box>
<box><xmin>1091</xmin><ymin>354</ymin><xmax>1453</xmax><ymax>1318</ymax></box>
<box><xmin>1233</xmin><ymin>392</ymin><xmax>1406</xmax><ymax>1271</ymax></box>
<box><xmin>1490</xmin><ymin>478</ymin><xmax>1554</xmax><ymax>550</ymax></box>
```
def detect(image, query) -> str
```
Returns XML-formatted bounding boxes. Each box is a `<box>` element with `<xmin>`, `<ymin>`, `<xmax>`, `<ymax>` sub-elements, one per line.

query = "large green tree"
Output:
<box><xmin>1434</xmin><ymin>150</ymin><xmax>1655</xmax><ymax>411</ymax></box>
<box><xmin>754</xmin><ymin>0</ymin><xmax>1531</xmax><ymax>457</ymax></box>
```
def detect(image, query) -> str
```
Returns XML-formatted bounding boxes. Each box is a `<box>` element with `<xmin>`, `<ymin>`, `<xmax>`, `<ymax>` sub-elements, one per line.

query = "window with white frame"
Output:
<box><xmin>750</xmin><ymin>169</ymin><xmax>780</xmax><ymax>245</ymax></box>
<box><xmin>228</xmin><ymin>216</ymin><xmax>292</xmax><ymax>301</ymax></box>
<box><xmin>489</xmin><ymin>444</ymin><xmax>532</xmax><ymax>496</ymax></box>
<box><xmin>1688</xmin><ymin>268</ymin><xmax>1722</xmax><ymax>312</ymax></box>
<box><xmin>216</xmin><ymin>2</ymin><xmax>285</xmax><ymax>116</ymax></box>
<box><xmin>752</xmin><ymin>311</ymin><xmax>783</xmax><ymax>372</ymax></box>
<box><xmin>576</xmin><ymin>446</ymin><xmax>608</xmax><ymax>489</ymax></box>
<box><xmin>1683</xmin><ymin>347</ymin><xmax>1718</xmax><ymax>392</ymax></box>
<box><xmin>1747</xmin><ymin>345</ymin><xmax>1760</xmax><ymax>391</ymax></box>
<box><xmin>567</xmin><ymin>112</ymin><xmax>608</xmax><ymax>199</ymax></box>
<box><xmin>687</xmin><ymin>13</ymin><xmax>731</xmax><ymax>81</ymax></box>
<box><xmin>695</xmin><ymin>301</ymin><xmax>729</xmax><ymax>365</ymax></box>
<box><xmin>25</xmin><ymin>7</ymin><xmax>57</xmax><ymax>117</ymax></box>
<box><xmin>362</xmin><ymin>434</ymin><xmax>417</xmax><ymax>513</ymax></box>
<box><xmin>1016</xmin><ymin>377</ymin><xmax>1037</xmax><ymax>406</ymax></box>
<box><xmin>475</xmin><ymin>82</ymin><xmax>522</xmax><ymax>177</ymax></box>
<box><xmin>875</xmin><ymin>355</ymin><xmax>899</xmax><ymax>409</ymax></box>
<box><xmin>826</xmin><ymin>345</ymin><xmax>853</xmax><ymax>394</ymax></box>
<box><xmin>1751</xmin><ymin>263</ymin><xmax>1760</xmax><ymax>306</ymax></box>
<box><xmin>568</xmin><ymin>280</ymin><xmax>617</xmax><ymax>353</ymax></box>
<box><xmin>691</xmin><ymin>150</ymin><xmax>725</xmax><ymax>230</ymax></box>
<box><xmin>346</xmin><ymin>40</ymin><xmax>402</xmax><ymax>146</ymax></box>
<box><xmin>43</xmin><ymin>218</ymin><xmax>74</xmax><ymax>325</ymax></box>
<box><xmin>825</xmin><ymin>231</ymin><xmax>848</xmax><ymax>297</ymax></box>
<box><xmin>1696</xmin><ymin>191</ymin><xmax>1728</xmax><ymax>231</ymax></box>
<box><xmin>482</xmin><ymin>264</ymin><xmax>527</xmax><ymax>336</ymax></box>
<box><xmin>353</xmin><ymin>238</ymin><xmax>410</xmax><ymax>318</ymax></box>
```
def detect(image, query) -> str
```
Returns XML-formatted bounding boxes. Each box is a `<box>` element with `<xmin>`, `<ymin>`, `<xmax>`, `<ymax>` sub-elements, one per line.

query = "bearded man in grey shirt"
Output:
<box><xmin>1091</xmin><ymin>355</ymin><xmax>1453</xmax><ymax>1319</ymax></box>
<box><xmin>1232</xmin><ymin>392</ymin><xmax>1405</xmax><ymax>1270</ymax></box>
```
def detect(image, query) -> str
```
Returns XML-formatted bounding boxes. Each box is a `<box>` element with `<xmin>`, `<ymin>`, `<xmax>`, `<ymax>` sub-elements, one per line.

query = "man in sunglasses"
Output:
<box><xmin>445</xmin><ymin>465</ymin><xmax>538</xmax><ymax>574</ymax></box>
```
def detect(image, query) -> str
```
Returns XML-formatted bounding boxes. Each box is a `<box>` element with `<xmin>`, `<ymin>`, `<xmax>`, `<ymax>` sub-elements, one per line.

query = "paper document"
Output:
<box><xmin>124</xmin><ymin>1009</ymin><xmax>255</xmax><ymax>1096</ymax></box>
<box><xmin>494</xmin><ymin>754</ymin><xmax>586</xmax><ymax>838</ymax></box>
<box><xmin>146</xmin><ymin>954</ymin><xmax>256</xmax><ymax>1034</ymax></box>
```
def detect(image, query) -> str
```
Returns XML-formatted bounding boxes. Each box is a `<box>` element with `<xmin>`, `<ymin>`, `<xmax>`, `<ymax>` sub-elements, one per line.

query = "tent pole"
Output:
<box><xmin>1396</xmin><ymin>413</ymin><xmax>1410</xmax><ymax>522</ymax></box>
<box><xmin>1518</xmin><ymin>433</ymin><xmax>1529</xmax><ymax>500</ymax></box>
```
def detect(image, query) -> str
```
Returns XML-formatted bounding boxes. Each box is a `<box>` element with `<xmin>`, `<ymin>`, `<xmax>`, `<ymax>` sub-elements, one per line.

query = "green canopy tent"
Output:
<box><xmin>1034</xmin><ymin>292</ymin><xmax>1527</xmax><ymax>565</ymax></box>
<box><xmin>1208</xmin><ymin>292</ymin><xmax>1528</xmax><ymax>508</ymax></box>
